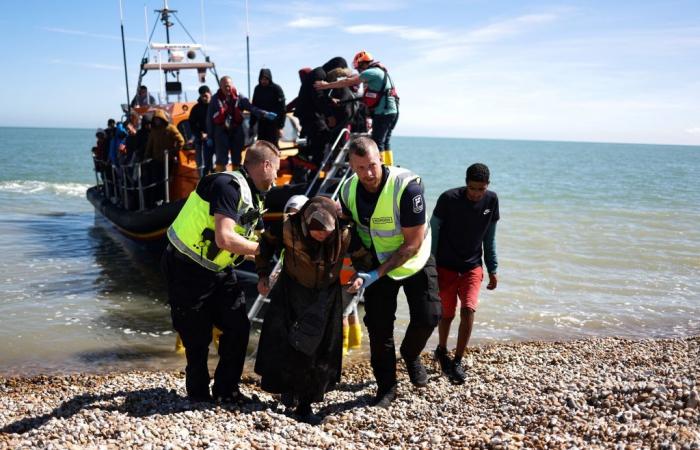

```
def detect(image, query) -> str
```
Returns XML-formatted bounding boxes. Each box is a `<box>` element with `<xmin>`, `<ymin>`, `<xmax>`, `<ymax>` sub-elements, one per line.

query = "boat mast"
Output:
<box><xmin>119</xmin><ymin>0</ymin><xmax>131</xmax><ymax>112</ymax></box>
<box><xmin>155</xmin><ymin>0</ymin><xmax>177</xmax><ymax>102</ymax></box>
<box><xmin>157</xmin><ymin>0</ymin><xmax>174</xmax><ymax>45</ymax></box>
<box><xmin>245</xmin><ymin>0</ymin><xmax>251</xmax><ymax>97</ymax></box>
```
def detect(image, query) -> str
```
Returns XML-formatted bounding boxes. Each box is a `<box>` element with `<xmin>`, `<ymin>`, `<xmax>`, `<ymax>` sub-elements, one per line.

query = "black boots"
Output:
<box><xmin>434</xmin><ymin>345</ymin><xmax>453</xmax><ymax>375</ymax></box>
<box><xmin>371</xmin><ymin>384</ymin><xmax>398</xmax><ymax>408</ymax></box>
<box><xmin>434</xmin><ymin>346</ymin><xmax>467</xmax><ymax>384</ymax></box>
<box><xmin>403</xmin><ymin>357</ymin><xmax>428</xmax><ymax>387</ymax></box>
<box><xmin>450</xmin><ymin>358</ymin><xmax>466</xmax><ymax>384</ymax></box>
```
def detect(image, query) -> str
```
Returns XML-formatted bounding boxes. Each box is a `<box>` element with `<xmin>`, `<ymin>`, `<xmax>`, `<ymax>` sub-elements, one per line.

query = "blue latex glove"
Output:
<box><xmin>206</xmin><ymin>138</ymin><xmax>214</xmax><ymax>148</ymax></box>
<box><xmin>264</xmin><ymin>111</ymin><xmax>277</xmax><ymax>121</ymax></box>
<box><xmin>356</xmin><ymin>270</ymin><xmax>380</xmax><ymax>289</ymax></box>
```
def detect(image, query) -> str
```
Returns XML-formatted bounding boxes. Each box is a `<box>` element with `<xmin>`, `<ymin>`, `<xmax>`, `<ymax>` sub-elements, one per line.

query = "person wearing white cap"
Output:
<box><xmin>284</xmin><ymin>194</ymin><xmax>309</xmax><ymax>214</ymax></box>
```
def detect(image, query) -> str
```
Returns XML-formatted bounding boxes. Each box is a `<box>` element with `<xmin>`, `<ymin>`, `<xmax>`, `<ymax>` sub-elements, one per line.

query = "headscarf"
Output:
<box><xmin>289</xmin><ymin>196</ymin><xmax>343</xmax><ymax>270</ymax></box>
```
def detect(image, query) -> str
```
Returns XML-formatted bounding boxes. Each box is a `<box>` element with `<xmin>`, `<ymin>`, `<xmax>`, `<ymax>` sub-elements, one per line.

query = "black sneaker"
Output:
<box><xmin>449</xmin><ymin>358</ymin><xmax>466</xmax><ymax>385</ymax></box>
<box><xmin>214</xmin><ymin>390</ymin><xmax>253</xmax><ymax>405</ymax></box>
<box><xmin>371</xmin><ymin>384</ymin><xmax>397</xmax><ymax>408</ymax></box>
<box><xmin>280</xmin><ymin>392</ymin><xmax>297</xmax><ymax>408</ymax></box>
<box><xmin>404</xmin><ymin>357</ymin><xmax>428</xmax><ymax>387</ymax></box>
<box><xmin>186</xmin><ymin>393</ymin><xmax>213</xmax><ymax>403</ymax></box>
<box><xmin>434</xmin><ymin>345</ymin><xmax>453</xmax><ymax>375</ymax></box>
<box><xmin>295</xmin><ymin>403</ymin><xmax>323</xmax><ymax>425</ymax></box>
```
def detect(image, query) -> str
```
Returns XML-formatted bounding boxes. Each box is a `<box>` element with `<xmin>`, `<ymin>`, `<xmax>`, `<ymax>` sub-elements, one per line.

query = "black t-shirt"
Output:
<box><xmin>196</xmin><ymin>172</ymin><xmax>263</xmax><ymax>229</ymax></box>
<box><xmin>340</xmin><ymin>166</ymin><xmax>426</xmax><ymax>228</ymax></box>
<box><xmin>433</xmin><ymin>187</ymin><xmax>499</xmax><ymax>272</ymax></box>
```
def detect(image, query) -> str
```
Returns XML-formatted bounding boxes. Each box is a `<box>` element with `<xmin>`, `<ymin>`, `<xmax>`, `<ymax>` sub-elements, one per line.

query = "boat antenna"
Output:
<box><xmin>160</xmin><ymin>0</ymin><xmax>173</xmax><ymax>45</ymax></box>
<box><xmin>200</xmin><ymin>0</ymin><xmax>207</xmax><ymax>52</ymax></box>
<box><xmin>119</xmin><ymin>0</ymin><xmax>131</xmax><ymax>113</ymax></box>
<box><xmin>143</xmin><ymin>4</ymin><xmax>149</xmax><ymax>49</ymax></box>
<box><xmin>245</xmin><ymin>0</ymin><xmax>251</xmax><ymax>97</ymax></box>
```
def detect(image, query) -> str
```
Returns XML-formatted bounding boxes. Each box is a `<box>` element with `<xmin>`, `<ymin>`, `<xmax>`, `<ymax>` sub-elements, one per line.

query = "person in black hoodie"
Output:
<box><xmin>251</xmin><ymin>69</ymin><xmax>286</xmax><ymax>147</ymax></box>
<box><xmin>189</xmin><ymin>85</ymin><xmax>213</xmax><ymax>176</ymax></box>
<box><xmin>293</xmin><ymin>57</ymin><xmax>351</xmax><ymax>167</ymax></box>
<box><xmin>294</xmin><ymin>67</ymin><xmax>332</xmax><ymax>166</ymax></box>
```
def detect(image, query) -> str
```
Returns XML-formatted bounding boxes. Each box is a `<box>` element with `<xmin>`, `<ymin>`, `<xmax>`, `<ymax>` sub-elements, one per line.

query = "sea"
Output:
<box><xmin>0</xmin><ymin>126</ymin><xmax>698</xmax><ymax>376</ymax></box>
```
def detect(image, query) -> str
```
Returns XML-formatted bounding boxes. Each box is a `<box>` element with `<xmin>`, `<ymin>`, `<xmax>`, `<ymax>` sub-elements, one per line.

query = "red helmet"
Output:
<box><xmin>353</xmin><ymin>50</ymin><xmax>373</xmax><ymax>69</ymax></box>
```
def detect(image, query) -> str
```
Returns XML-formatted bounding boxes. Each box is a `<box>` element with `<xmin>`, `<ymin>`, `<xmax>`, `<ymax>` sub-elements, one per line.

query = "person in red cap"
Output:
<box><xmin>314</xmin><ymin>51</ymin><xmax>399</xmax><ymax>165</ymax></box>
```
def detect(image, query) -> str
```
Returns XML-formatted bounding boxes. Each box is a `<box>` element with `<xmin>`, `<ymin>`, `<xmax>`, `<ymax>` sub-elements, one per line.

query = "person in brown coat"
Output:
<box><xmin>143</xmin><ymin>109</ymin><xmax>184</xmax><ymax>206</ymax></box>
<box><xmin>254</xmin><ymin>196</ymin><xmax>350</xmax><ymax>423</ymax></box>
<box><xmin>144</xmin><ymin>109</ymin><xmax>185</xmax><ymax>162</ymax></box>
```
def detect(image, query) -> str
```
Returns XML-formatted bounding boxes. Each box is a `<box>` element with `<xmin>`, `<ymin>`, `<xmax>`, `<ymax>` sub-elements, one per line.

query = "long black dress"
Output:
<box><xmin>254</xmin><ymin>270</ymin><xmax>343</xmax><ymax>404</ymax></box>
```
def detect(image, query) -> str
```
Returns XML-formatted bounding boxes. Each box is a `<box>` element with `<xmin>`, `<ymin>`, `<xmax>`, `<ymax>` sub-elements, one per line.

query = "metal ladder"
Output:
<box><xmin>247</xmin><ymin>129</ymin><xmax>361</xmax><ymax>324</ymax></box>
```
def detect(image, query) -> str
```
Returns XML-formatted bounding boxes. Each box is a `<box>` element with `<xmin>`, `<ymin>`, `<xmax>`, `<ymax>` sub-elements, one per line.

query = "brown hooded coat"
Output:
<box><xmin>144</xmin><ymin>109</ymin><xmax>185</xmax><ymax>162</ymax></box>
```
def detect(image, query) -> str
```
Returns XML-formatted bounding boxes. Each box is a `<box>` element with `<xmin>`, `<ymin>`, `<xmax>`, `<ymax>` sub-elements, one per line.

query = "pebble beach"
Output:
<box><xmin>2</xmin><ymin>336</ymin><xmax>699</xmax><ymax>449</ymax></box>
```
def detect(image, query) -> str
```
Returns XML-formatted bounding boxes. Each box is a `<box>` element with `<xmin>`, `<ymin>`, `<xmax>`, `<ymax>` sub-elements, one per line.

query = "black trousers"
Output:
<box><xmin>161</xmin><ymin>245</ymin><xmax>250</xmax><ymax>398</ymax></box>
<box><xmin>362</xmin><ymin>255</ymin><xmax>442</xmax><ymax>392</ymax></box>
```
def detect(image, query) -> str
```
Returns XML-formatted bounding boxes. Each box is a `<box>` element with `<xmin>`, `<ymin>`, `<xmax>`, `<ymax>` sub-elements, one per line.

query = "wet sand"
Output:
<box><xmin>1</xmin><ymin>336</ymin><xmax>699</xmax><ymax>449</ymax></box>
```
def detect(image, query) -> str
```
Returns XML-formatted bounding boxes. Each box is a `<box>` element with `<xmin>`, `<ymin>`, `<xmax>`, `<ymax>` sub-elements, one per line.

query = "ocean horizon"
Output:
<box><xmin>3</xmin><ymin>125</ymin><xmax>699</xmax><ymax>148</ymax></box>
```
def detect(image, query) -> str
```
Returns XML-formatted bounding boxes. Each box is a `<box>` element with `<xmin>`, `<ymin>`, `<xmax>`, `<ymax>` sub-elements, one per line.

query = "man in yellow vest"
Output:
<box><xmin>342</xmin><ymin>136</ymin><xmax>441</xmax><ymax>408</ymax></box>
<box><xmin>161</xmin><ymin>141</ymin><xmax>280</xmax><ymax>403</ymax></box>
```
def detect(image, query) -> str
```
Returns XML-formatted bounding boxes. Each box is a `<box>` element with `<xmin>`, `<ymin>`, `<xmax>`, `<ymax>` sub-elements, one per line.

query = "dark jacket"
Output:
<box><xmin>250</xmin><ymin>68</ymin><xmax>286</xmax><ymax>130</ymax></box>
<box><xmin>189</xmin><ymin>98</ymin><xmax>209</xmax><ymax>138</ymax></box>
<box><xmin>322</xmin><ymin>56</ymin><xmax>348</xmax><ymax>73</ymax></box>
<box><xmin>294</xmin><ymin>67</ymin><xmax>333</xmax><ymax>133</ymax></box>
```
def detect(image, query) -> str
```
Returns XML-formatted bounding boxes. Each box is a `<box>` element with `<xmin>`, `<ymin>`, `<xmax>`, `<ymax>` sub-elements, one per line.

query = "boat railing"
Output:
<box><xmin>303</xmin><ymin>127</ymin><xmax>351</xmax><ymax>196</ymax></box>
<box><xmin>92</xmin><ymin>151</ymin><xmax>173</xmax><ymax>211</ymax></box>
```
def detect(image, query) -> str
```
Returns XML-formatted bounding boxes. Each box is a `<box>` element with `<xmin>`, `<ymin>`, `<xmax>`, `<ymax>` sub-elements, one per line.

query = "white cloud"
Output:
<box><xmin>463</xmin><ymin>13</ymin><xmax>559</xmax><ymax>43</ymax></box>
<box><xmin>341</xmin><ymin>0</ymin><xmax>404</xmax><ymax>12</ymax></box>
<box><xmin>685</xmin><ymin>127</ymin><xmax>700</xmax><ymax>134</ymax></box>
<box><xmin>338</xmin><ymin>12</ymin><xmax>559</xmax><ymax>61</ymax></box>
<box><xmin>49</xmin><ymin>59</ymin><xmax>121</xmax><ymax>71</ymax></box>
<box><xmin>288</xmin><ymin>16</ymin><xmax>337</xmax><ymax>28</ymax></box>
<box><xmin>343</xmin><ymin>24</ymin><xmax>445</xmax><ymax>41</ymax></box>
<box><xmin>40</xmin><ymin>26</ymin><xmax>145</xmax><ymax>43</ymax></box>
<box><xmin>414</xmin><ymin>12</ymin><xmax>560</xmax><ymax>63</ymax></box>
<box><xmin>258</xmin><ymin>1</ymin><xmax>320</xmax><ymax>15</ymax></box>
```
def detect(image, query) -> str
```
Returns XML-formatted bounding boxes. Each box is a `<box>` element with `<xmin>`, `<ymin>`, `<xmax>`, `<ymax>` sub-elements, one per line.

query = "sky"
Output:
<box><xmin>0</xmin><ymin>0</ymin><xmax>699</xmax><ymax>145</ymax></box>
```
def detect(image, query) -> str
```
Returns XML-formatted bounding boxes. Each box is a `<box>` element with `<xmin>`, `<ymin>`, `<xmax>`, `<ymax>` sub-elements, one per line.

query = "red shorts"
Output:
<box><xmin>437</xmin><ymin>266</ymin><xmax>483</xmax><ymax>319</ymax></box>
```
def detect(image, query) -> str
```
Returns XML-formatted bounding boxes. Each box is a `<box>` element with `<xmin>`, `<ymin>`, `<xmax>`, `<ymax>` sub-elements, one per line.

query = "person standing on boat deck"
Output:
<box><xmin>162</xmin><ymin>141</ymin><xmax>280</xmax><ymax>403</ymax></box>
<box><xmin>134</xmin><ymin>114</ymin><xmax>152</xmax><ymax>162</ymax></box>
<box><xmin>431</xmin><ymin>163</ymin><xmax>499</xmax><ymax>385</ymax></box>
<box><xmin>341</xmin><ymin>136</ymin><xmax>441</xmax><ymax>408</ymax></box>
<box><xmin>326</xmin><ymin>67</ymin><xmax>358</xmax><ymax>132</ymax></box>
<box><xmin>254</xmin><ymin>196</ymin><xmax>350</xmax><ymax>423</ymax></box>
<box><xmin>250</xmin><ymin>68</ymin><xmax>286</xmax><ymax>147</ymax></box>
<box><xmin>206</xmin><ymin>76</ymin><xmax>277</xmax><ymax>173</ymax></box>
<box><xmin>315</xmin><ymin>51</ymin><xmax>399</xmax><ymax>165</ymax></box>
<box><xmin>189</xmin><ymin>85</ymin><xmax>213</xmax><ymax>176</ymax></box>
<box><xmin>105</xmin><ymin>118</ymin><xmax>116</xmax><ymax>142</ymax></box>
<box><xmin>108</xmin><ymin>121</ymin><xmax>129</xmax><ymax>167</ymax></box>
<box><xmin>293</xmin><ymin>66</ymin><xmax>334</xmax><ymax>169</ymax></box>
<box><xmin>144</xmin><ymin>109</ymin><xmax>185</xmax><ymax>206</ymax></box>
<box><xmin>130</xmin><ymin>85</ymin><xmax>157</xmax><ymax>107</ymax></box>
